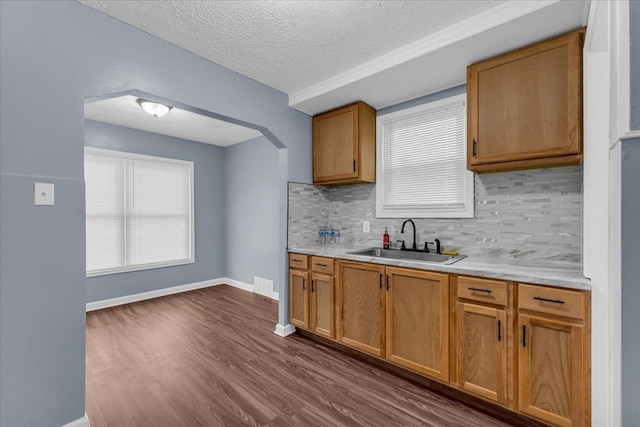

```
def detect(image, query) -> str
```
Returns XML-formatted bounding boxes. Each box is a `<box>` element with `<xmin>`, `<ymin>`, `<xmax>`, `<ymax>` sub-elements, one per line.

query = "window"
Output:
<box><xmin>376</xmin><ymin>94</ymin><xmax>474</xmax><ymax>218</ymax></box>
<box><xmin>85</xmin><ymin>148</ymin><xmax>194</xmax><ymax>276</ymax></box>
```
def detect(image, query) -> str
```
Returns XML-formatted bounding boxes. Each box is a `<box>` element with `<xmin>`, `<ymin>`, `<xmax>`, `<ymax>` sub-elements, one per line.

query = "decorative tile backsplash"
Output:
<box><xmin>288</xmin><ymin>166</ymin><xmax>583</xmax><ymax>266</ymax></box>
<box><xmin>287</xmin><ymin>183</ymin><xmax>330</xmax><ymax>247</ymax></box>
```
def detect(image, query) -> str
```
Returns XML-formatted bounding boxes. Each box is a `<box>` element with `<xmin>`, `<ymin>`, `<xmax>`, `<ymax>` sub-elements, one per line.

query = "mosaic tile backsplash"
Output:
<box><xmin>288</xmin><ymin>166</ymin><xmax>583</xmax><ymax>266</ymax></box>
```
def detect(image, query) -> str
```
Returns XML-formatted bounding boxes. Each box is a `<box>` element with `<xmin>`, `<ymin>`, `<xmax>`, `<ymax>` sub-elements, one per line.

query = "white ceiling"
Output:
<box><xmin>84</xmin><ymin>95</ymin><xmax>262</xmax><ymax>147</ymax></box>
<box><xmin>78</xmin><ymin>0</ymin><xmax>589</xmax><ymax>115</ymax></box>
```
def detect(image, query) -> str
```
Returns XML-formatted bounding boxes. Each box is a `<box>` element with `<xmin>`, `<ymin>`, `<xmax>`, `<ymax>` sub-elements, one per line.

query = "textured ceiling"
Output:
<box><xmin>77</xmin><ymin>0</ymin><xmax>589</xmax><ymax>115</ymax></box>
<box><xmin>77</xmin><ymin>0</ymin><xmax>507</xmax><ymax>94</ymax></box>
<box><xmin>85</xmin><ymin>95</ymin><xmax>262</xmax><ymax>147</ymax></box>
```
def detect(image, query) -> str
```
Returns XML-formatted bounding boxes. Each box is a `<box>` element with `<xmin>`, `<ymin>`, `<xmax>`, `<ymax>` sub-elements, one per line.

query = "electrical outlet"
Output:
<box><xmin>363</xmin><ymin>220</ymin><xmax>371</xmax><ymax>233</ymax></box>
<box><xmin>34</xmin><ymin>182</ymin><xmax>55</xmax><ymax>206</ymax></box>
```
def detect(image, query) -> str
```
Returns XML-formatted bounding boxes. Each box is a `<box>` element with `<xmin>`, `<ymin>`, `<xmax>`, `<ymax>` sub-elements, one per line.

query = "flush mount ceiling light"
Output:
<box><xmin>136</xmin><ymin>98</ymin><xmax>172</xmax><ymax>117</ymax></box>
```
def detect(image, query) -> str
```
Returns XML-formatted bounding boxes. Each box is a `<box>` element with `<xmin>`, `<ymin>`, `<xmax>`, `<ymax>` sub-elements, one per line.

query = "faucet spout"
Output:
<box><xmin>401</xmin><ymin>219</ymin><xmax>417</xmax><ymax>251</ymax></box>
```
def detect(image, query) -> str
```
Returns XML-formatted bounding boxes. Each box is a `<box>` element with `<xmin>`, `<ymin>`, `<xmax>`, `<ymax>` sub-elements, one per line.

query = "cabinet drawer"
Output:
<box><xmin>518</xmin><ymin>283</ymin><xmax>584</xmax><ymax>320</ymax></box>
<box><xmin>311</xmin><ymin>256</ymin><xmax>334</xmax><ymax>275</ymax></box>
<box><xmin>289</xmin><ymin>253</ymin><xmax>308</xmax><ymax>270</ymax></box>
<box><xmin>457</xmin><ymin>276</ymin><xmax>508</xmax><ymax>306</ymax></box>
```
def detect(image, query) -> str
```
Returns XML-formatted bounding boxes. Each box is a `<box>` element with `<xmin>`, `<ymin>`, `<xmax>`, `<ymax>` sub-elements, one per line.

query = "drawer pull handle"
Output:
<box><xmin>315</xmin><ymin>263</ymin><xmax>327</xmax><ymax>267</ymax></box>
<box><xmin>468</xmin><ymin>287</ymin><xmax>492</xmax><ymax>294</ymax></box>
<box><xmin>533</xmin><ymin>296</ymin><xmax>565</xmax><ymax>305</ymax></box>
<box><xmin>292</xmin><ymin>259</ymin><xmax>302</xmax><ymax>263</ymax></box>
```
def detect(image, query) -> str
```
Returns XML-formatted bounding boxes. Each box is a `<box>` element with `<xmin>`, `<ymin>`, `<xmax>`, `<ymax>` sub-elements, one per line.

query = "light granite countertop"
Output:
<box><xmin>288</xmin><ymin>244</ymin><xmax>591</xmax><ymax>291</ymax></box>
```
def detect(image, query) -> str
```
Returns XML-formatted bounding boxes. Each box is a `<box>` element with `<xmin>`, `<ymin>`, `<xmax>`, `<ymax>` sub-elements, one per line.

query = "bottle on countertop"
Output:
<box><xmin>383</xmin><ymin>227</ymin><xmax>390</xmax><ymax>249</ymax></box>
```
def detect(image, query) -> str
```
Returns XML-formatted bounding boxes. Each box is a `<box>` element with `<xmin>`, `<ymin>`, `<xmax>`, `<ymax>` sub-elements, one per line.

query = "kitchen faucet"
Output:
<box><xmin>400</xmin><ymin>219</ymin><xmax>417</xmax><ymax>251</ymax></box>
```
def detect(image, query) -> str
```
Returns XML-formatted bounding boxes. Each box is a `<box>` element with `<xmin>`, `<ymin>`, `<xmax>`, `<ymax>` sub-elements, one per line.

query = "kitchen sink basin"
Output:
<box><xmin>347</xmin><ymin>248</ymin><xmax>466</xmax><ymax>265</ymax></box>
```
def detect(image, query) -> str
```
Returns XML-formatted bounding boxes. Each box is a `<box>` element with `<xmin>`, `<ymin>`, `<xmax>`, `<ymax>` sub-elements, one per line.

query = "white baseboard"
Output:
<box><xmin>223</xmin><ymin>278</ymin><xmax>254</xmax><ymax>293</ymax></box>
<box><xmin>223</xmin><ymin>278</ymin><xmax>279</xmax><ymax>300</ymax></box>
<box><xmin>86</xmin><ymin>278</ymin><xmax>226</xmax><ymax>311</ymax></box>
<box><xmin>62</xmin><ymin>413</ymin><xmax>90</xmax><ymax>427</ymax></box>
<box><xmin>86</xmin><ymin>277</ymin><xmax>276</xmax><ymax>312</ymax></box>
<box><xmin>274</xmin><ymin>323</ymin><xmax>296</xmax><ymax>337</ymax></box>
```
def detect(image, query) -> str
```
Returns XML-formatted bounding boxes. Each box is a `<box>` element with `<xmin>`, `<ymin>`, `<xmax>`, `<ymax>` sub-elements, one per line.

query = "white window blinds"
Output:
<box><xmin>376</xmin><ymin>94</ymin><xmax>474</xmax><ymax>218</ymax></box>
<box><xmin>85</xmin><ymin>154</ymin><xmax>126</xmax><ymax>272</ymax></box>
<box><xmin>85</xmin><ymin>148</ymin><xmax>194</xmax><ymax>276</ymax></box>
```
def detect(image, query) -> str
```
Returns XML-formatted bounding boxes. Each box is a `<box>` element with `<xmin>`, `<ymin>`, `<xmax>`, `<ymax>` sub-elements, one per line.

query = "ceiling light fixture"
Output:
<box><xmin>136</xmin><ymin>98</ymin><xmax>172</xmax><ymax>117</ymax></box>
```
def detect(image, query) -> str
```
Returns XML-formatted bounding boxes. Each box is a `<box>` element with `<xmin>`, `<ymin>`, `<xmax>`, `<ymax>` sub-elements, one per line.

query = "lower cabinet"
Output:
<box><xmin>455</xmin><ymin>275</ymin><xmax>511</xmax><ymax>407</ymax></box>
<box><xmin>289</xmin><ymin>269</ymin><xmax>309</xmax><ymax>329</ymax></box>
<box><xmin>310</xmin><ymin>273</ymin><xmax>335</xmax><ymax>338</ymax></box>
<box><xmin>338</xmin><ymin>261</ymin><xmax>386</xmax><ymax>357</ymax></box>
<box><xmin>456</xmin><ymin>302</ymin><xmax>507</xmax><ymax>404</ymax></box>
<box><xmin>338</xmin><ymin>264</ymin><xmax>450</xmax><ymax>381</ymax></box>
<box><xmin>288</xmin><ymin>253</ymin><xmax>591</xmax><ymax>427</ymax></box>
<box><xmin>518</xmin><ymin>314</ymin><xmax>585</xmax><ymax>427</ymax></box>
<box><xmin>290</xmin><ymin>255</ymin><xmax>335</xmax><ymax>336</ymax></box>
<box><xmin>517</xmin><ymin>282</ymin><xmax>590</xmax><ymax>427</ymax></box>
<box><xmin>386</xmin><ymin>267</ymin><xmax>449</xmax><ymax>381</ymax></box>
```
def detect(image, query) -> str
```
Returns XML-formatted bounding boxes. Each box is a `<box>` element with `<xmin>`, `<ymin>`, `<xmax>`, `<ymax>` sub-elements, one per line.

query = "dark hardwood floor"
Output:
<box><xmin>86</xmin><ymin>285</ymin><xmax>511</xmax><ymax>427</ymax></box>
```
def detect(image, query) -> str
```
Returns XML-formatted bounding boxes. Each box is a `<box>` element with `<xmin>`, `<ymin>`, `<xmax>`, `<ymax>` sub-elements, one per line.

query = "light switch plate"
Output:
<box><xmin>363</xmin><ymin>220</ymin><xmax>371</xmax><ymax>233</ymax></box>
<box><xmin>34</xmin><ymin>182</ymin><xmax>55</xmax><ymax>206</ymax></box>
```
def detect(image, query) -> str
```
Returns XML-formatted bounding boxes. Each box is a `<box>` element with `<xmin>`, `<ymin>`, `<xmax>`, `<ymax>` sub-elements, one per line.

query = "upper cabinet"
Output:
<box><xmin>313</xmin><ymin>101</ymin><xmax>376</xmax><ymax>185</ymax></box>
<box><xmin>467</xmin><ymin>28</ymin><xmax>586</xmax><ymax>173</ymax></box>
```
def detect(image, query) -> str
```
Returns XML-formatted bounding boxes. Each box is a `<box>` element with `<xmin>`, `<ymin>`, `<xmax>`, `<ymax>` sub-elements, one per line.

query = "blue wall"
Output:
<box><xmin>84</xmin><ymin>120</ymin><xmax>227</xmax><ymax>303</ymax></box>
<box><xmin>0</xmin><ymin>1</ymin><xmax>311</xmax><ymax>425</ymax></box>
<box><xmin>631</xmin><ymin>0</ymin><xmax>639</xmax><ymax>130</ymax></box>
<box><xmin>225</xmin><ymin>137</ymin><xmax>280</xmax><ymax>288</ymax></box>
<box><xmin>621</xmin><ymin>138</ymin><xmax>640</xmax><ymax>425</ymax></box>
<box><xmin>377</xmin><ymin>85</ymin><xmax>466</xmax><ymax>116</ymax></box>
<box><xmin>622</xmin><ymin>2</ymin><xmax>639</xmax><ymax>422</ymax></box>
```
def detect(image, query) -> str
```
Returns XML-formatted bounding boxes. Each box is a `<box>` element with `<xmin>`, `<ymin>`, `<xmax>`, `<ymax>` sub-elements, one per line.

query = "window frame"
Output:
<box><xmin>85</xmin><ymin>147</ymin><xmax>195</xmax><ymax>278</ymax></box>
<box><xmin>375</xmin><ymin>93</ymin><xmax>474</xmax><ymax>219</ymax></box>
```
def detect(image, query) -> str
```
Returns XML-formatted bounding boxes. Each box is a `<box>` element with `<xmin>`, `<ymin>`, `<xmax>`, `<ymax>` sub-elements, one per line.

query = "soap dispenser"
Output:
<box><xmin>383</xmin><ymin>227</ymin><xmax>390</xmax><ymax>249</ymax></box>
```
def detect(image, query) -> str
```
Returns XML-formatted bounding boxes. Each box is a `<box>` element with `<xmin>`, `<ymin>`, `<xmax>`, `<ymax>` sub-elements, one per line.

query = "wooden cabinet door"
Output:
<box><xmin>338</xmin><ymin>261</ymin><xmax>385</xmax><ymax>357</ymax></box>
<box><xmin>457</xmin><ymin>302</ymin><xmax>507</xmax><ymax>404</ymax></box>
<box><xmin>519</xmin><ymin>314</ymin><xmax>584</xmax><ymax>427</ymax></box>
<box><xmin>310</xmin><ymin>273</ymin><xmax>334</xmax><ymax>338</ymax></box>
<box><xmin>313</xmin><ymin>104</ymin><xmax>359</xmax><ymax>183</ymax></box>
<box><xmin>289</xmin><ymin>269</ymin><xmax>309</xmax><ymax>329</ymax></box>
<box><xmin>467</xmin><ymin>28</ymin><xmax>584</xmax><ymax>171</ymax></box>
<box><xmin>385</xmin><ymin>267</ymin><xmax>449</xmax><ymax>381</ymax></box>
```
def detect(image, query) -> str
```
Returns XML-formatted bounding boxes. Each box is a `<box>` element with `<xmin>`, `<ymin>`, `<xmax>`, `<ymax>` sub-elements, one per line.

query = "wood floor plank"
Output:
<box><xmin>86</xmin><ymin>285</ymin><xmax>512</xmax><ymax>427</ymax></box>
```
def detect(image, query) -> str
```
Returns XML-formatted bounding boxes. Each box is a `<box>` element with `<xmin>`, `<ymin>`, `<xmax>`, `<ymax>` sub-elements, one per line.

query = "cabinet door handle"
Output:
<box><xmin>386</xmin><ymin>275</ymin><xmax>390</xmax><ymax>291</ymax></box>
<box><xmin>302</xmin><ymin>278</ymin><xmax>306</xmax><ymax>290</ymax></box>
<box><xmin>379</xmin><ymin>273</ymin><xmax>383</xmax><ymax>289</ymax></box>
<box><xmin>468</xmin><ymin>287</ymin><xmax>492</xmax><ymax>294</ymax></box>
<box><xmin>522</xmin><ymin>325</ymin><xmax>527</xmax><ymax>347</ymax></box>
<box><xmin>533</xmin><ymin>296</ymin><xmax>565</xmax><ymax>305</ymax></box>
<box><xmin>353</xmin><ymin>159</ymin><xmax>356</xmax><ymax>172</ymax></box>
<box><xmin>311</xmin><ymin>280</ymin><xmax>315</xmax><ymax>293</ymax></box>
<box><xmin>498</xmin><ymin>320</ymin><xmax>502</xmax><ymax>342</ymax></box>
<box><xmin>472</xmin><ymin>139</ymin><xmax>477</xmax><ymax>157</ymax></box>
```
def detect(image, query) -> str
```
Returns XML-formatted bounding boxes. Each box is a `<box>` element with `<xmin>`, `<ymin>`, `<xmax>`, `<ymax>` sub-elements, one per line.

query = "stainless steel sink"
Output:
<box><xmin>347</xmin><ymin>248</ymin><xmax>466</xmax><ymax>265</ymax></box>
